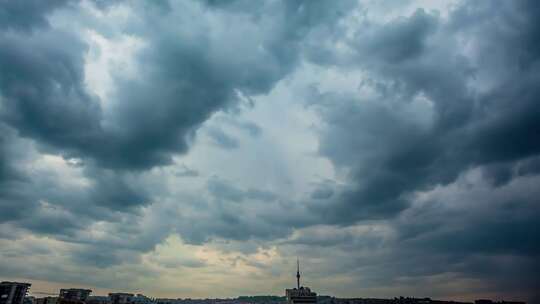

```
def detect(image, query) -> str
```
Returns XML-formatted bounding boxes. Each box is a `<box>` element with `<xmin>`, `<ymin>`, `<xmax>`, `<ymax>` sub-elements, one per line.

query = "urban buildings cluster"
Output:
<box><xmin>0</xmin><ymin>282</ymin><xmax>154</xmax><ymax>304</ymax></box>
<box><xmin>0</xmin><ymin>276</ymin><xmax>525</xmax><ymax>304</ymax></box>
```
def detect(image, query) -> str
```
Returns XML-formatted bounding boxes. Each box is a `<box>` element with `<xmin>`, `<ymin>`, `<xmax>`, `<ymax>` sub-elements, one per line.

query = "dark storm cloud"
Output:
<box><xmin>173</xmin><ymin>178</ymin><xmax>300</xmax><ymax>245</ymax></box>
<box><xmin>351</xmin><ymin>9</ymin><xmax>437</xmax><ymax>64</ymax></box>
<box><xmin>0</xmin><ymin>0</ymin><xmax>349</xmax><ymax>235</ymax></box>
<box><xmin>91</xmin><ymin>0</ymin><xmax>354</xmax><ymax>169</ymax></box>
<box><xmin>1</xmin><ymin>0</ymin><xmax>539</xmax><ymax>300</ymax></box>
<box><xmin>0</xmin><ymin>133</ymin><xmax>150</xmax><ymax>232</ymax></box>
<box><xmin>18</xmin><ymin>205</ymin><xmax>85</xmax><ymax>237</ymax></box>
<box><xmin>516</xmin><ymin>156</ymin><xmax>540</xmax><ymax>177</ymax></box>
<box><xmin>310</xmin><ymin>182</ymin><xmax>334</xmax><ymax>200</ymax></box>
<box><xmin>207</xmin><ymin>177</ymin><xmax>278</xmax><ymax>203</ymax></box>
<box><xmin>385</xmin><ymin>177</ymin><xmax>540</xmax><ymax>300</ymax></box>
<box><xmin>1</xmin><ymin>0</ymin><xmax>348</xmax><ymax>171</ymax></box>
<box><xmin>0</xmin><ymin>128</ymin><xmax>20</xmax><ymax>185</ymax></box>
<box><xmin>309</xmin><ymin>91</ymin><xmax>436</xmax><ymax>222</ymax></box>
<box><xmin>0</xmin><ymin>0</ymin><xmax>68</xmax><ymax>31</ymax></box>
<box><xmin>0</xmin><ymin>126</ymin><xmax>55</xmax><ymax>225</ymax></box>
<box><xmin>70</xmin><ymin>245</ymin><xmax>141</xmax><ymax>268</ymax></box>
<box><xmin>307</xmin><ymin>0</ymin><xmax>540</xmax><ymax>225</ymax></box>
<box><xmin>287</xmin><ymin>175</ymin><xmax>540</xmax><ymax>300</ymax></box>
<box><xmin>88</xmin><ymin>169</ymin><xmax>149</xmax><ymax>211</ymax></box>
<box><xmin>299</xmin><ymin>1</ymin><xmax>540</xmax><ymax>300</ymax></box>
<box><xmin>0</xmin><ymin>0</ymin><xmax>359</xmax><ymax>279</ymax></box>
<box><xmin>0</xmin><ymin>0</ymin><xmax>352</xmax><ymax>287</ymax></box>
<box><xmin>0</xmin><ymin>27</ymin><xmax>103</xmax><ymax>162</ymax></box>
<box><xmin>176</xmin><ymin>207</ymin><xmax>290</xmax><ymax>245</ymax></box>
<box><xmin>0</xmin><ymin>131</ymin><xmax>158</xmax><ymax>272</ymax></box>
<box><xmin>208</xmin><ymin>178</ymin><xmax>245</xmax><ymax>202</ymax></box>
<box><xmin>0</xmin><ymin>162</ymin><xmax>142</xmax><ymax>237</ymax></box>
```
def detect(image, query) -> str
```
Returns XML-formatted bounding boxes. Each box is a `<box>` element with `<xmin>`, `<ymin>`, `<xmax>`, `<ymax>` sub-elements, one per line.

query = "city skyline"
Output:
<box><xmin>0</xmin><ymin>0</ymin><xmax>539</xmax><ymax>303</ymax></box>
<box><xmin>0</xmin><ymin>279</ymin><xmax>526</xmax><ymax>304</ymax></box>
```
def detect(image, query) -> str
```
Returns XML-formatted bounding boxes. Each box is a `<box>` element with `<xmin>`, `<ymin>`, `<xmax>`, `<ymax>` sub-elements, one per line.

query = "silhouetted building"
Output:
<box><xmin>59</xmin><ymin>289</ymin><xmax>92</xmax><ymax>302</ymax></box>
<box><xmin>285</xmin><ymin>260</ymin><xmax>317</xmax><ymax>304</ymax></box>
<box><xmin>85</xmin><ymin>296</ymin><xmax>109</xmax><ymax>304</ymax></box>
<box><xmin>475</xmin><ymin>301</ymin><xmax>525</xmax><ymax>304</ymax></box>
<box><xmin>109</xmin><ymin>294</ymin><xmax>134</xmax><ymax>304</ymax></box>
<box><xmin>35</xmin><ymin>297</ymin><xmax>58</xmax><ymax>304</ymax></box>
<box><xmin>0</xmin><ymin>282</ymin><xmax>32</xmax><ymax>304</ymax></box>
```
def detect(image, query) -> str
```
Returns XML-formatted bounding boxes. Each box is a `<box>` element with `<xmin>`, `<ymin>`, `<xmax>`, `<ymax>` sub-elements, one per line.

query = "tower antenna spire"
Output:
<box><xmin>296</xmin><ymin>258</ymin><xmax>301</xmax><ymax>289</ymax></box>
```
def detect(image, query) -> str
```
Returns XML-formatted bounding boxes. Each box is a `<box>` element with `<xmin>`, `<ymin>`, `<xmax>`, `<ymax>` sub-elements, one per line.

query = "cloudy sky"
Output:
<box><xmin>1</xmin><ymin>0</ymin><xmax>539</xmax><ymax>302</ymax></box>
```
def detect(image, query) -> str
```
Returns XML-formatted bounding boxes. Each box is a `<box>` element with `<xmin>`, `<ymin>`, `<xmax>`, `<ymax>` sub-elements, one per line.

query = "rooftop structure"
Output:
<box><xmin>109</xmin><ymin>293</ymin><xmax>135</xmax><ymax>304</ymax></box>
<box><xmin>59</xmin><ymin>289</ymin><xmax>92</xmax><ymax>302</ymax></box>
<box><xmin>0</xmin><ymin>282</ymin><xmax>32</xmax><ymax>304</ymax></box>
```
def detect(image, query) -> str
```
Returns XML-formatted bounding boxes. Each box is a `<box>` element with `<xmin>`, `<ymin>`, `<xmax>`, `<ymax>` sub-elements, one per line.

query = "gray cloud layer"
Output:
<box><xmin>1</xmin><ymin>0</ymin><xmax>539</xmax><ymax>302</ymax></box>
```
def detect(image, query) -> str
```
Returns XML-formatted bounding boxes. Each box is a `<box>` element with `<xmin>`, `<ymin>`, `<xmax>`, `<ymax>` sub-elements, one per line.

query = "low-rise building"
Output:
<box><xmin>35</xmin><ymin>297</ymin><xmax>58</xmax><ymax>304</ymax></box>
<box><xmin>86</xmin><ymin>296</ymin><xmax>109</xmax><ymax>304</ymax></box>
<box><xmin>0</xmin><ymin>282</ymin><xmax>32</xmax><ymax>304</ymax></box>
<box><xmin>109</xmin><ymin>293</ymin><xmax>134</xmax><ymax>304</ymax></box>
<box><xmin>59</xmin><ymin>290</ymin><xmax>92</xmax><ymax>302</ymax></box>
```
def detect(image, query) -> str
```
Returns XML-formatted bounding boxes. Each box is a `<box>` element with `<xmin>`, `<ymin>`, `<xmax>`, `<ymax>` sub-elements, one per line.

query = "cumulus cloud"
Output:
<box><xmin>304</xmin><ymin>1</ymin><xmax>540</xmax><ymax>223</ymax></box>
